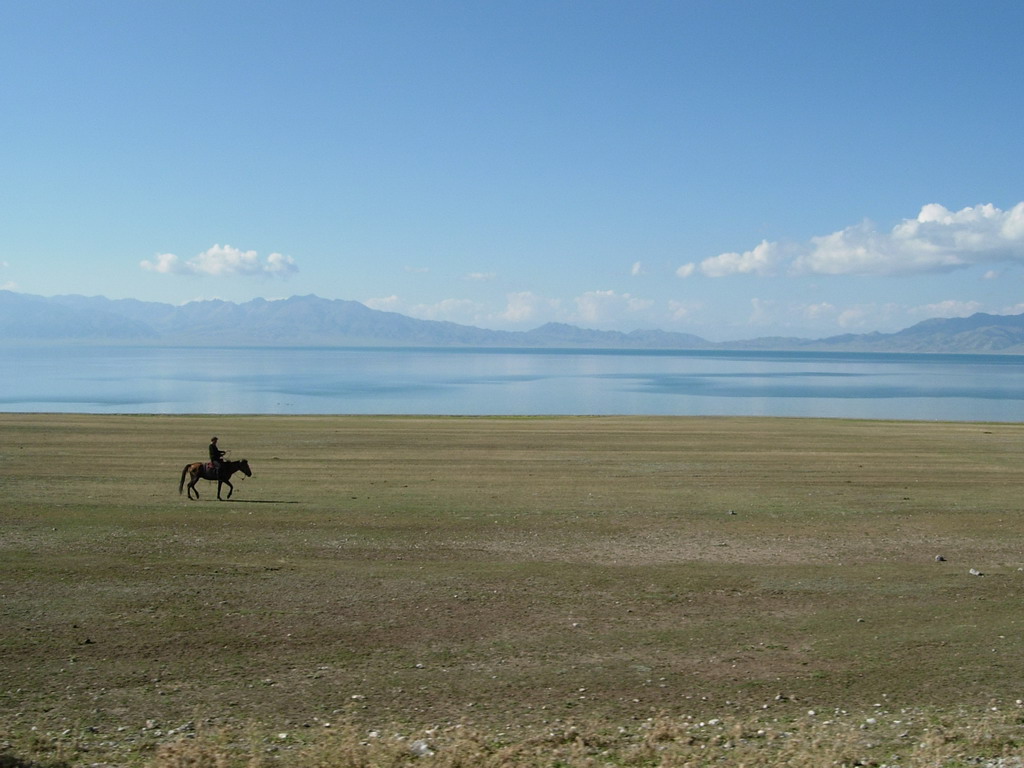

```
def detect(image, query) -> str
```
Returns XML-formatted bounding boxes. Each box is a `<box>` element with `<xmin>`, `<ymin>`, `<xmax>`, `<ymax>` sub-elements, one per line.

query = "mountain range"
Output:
<box><xmin>3</xmin><ymin>289</ymin><xmax>1024</xmax><ymax>354</ymax></box>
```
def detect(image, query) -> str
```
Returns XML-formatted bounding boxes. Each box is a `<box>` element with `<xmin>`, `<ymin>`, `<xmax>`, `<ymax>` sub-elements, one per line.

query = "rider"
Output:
<box><xmin>209</xmin><ymin>436</ymin><xmax>227</xmax><ymax>477</ymax></box>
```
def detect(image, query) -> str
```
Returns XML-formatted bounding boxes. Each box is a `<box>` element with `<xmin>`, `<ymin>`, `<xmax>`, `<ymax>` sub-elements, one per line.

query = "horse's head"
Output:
<box><xmin>239</xmin><ymin>459</ymin><xmax>252</xmax><ymax>477</ymax></box>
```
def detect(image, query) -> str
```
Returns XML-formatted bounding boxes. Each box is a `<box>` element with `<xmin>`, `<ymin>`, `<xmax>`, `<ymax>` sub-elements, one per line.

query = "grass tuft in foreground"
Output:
<box><xmin>7</xmin><ymin>705</ymin><xmax>1024</xmax><ymax>767</ymax></box>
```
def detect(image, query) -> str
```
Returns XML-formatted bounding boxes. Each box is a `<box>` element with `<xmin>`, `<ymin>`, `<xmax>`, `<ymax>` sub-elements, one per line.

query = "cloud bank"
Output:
<box><xmin>365</xmin><ymin>290</ymin><xmax>658</xmax><ymax>329</ymax></box>
<box><xmin>573</xmin><ymin>290</ymin><xmax>653</xmax><ymax>325</ymax></box>
<box><xmin>679</xmin><ymin>203</ymin><xmax>1024</xmax><ymax>278</ymax></box>
<box><xmin>141</xmin><ymin>244</ymin><xmax>298</xmax><ymax>278</ymax></box>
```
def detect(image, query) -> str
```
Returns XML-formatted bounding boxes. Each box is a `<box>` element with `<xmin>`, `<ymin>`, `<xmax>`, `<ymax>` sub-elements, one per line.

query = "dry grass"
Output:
<box><xmin>2</xmin><ymin>414</ymin><xmax>1024</xmax><ymax>766</ymax></box>
<box><xmin>142</xmin><ymin>706</ymin><xmax>1024</xmax><ymax>767</ymax></box>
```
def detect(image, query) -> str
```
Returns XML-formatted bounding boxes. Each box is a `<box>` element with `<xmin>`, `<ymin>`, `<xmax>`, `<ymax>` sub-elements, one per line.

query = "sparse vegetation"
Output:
<box><xmin>2</xmin><ymin>414</ymin><xmax>1024</xmax><ymax>766</ymax></box>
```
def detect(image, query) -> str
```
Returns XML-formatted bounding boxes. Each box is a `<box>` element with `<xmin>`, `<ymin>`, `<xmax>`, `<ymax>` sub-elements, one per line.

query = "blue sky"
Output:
<box><xmin>2</xmin><ymin>1</ymin><xmax>1022</xmax><ymax>341</ymax></box>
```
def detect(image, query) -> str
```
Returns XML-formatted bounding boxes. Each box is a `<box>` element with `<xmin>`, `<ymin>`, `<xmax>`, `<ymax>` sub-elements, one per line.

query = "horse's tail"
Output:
<box><xmin>179</xmin><ymin>464</ymin><xmax>189</xmax><ymax>494</ymax></box>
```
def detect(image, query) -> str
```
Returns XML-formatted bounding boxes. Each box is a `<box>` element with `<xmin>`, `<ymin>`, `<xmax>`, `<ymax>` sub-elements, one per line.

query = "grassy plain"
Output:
<box><xmin>2</xmin><ymin>413</ymin><xmax>1024</xmax><ymax>766</ymax></box>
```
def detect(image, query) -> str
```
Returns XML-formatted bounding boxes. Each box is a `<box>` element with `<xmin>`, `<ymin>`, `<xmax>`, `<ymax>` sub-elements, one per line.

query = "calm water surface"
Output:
<box><xmin>3</xmin><ymin>345</ymin><xmax>1023</xmax><ymax>422</ymax></box>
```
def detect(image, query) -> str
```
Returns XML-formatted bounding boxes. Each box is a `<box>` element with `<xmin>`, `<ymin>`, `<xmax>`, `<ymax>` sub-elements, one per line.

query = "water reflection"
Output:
<box><xmin>2</xmin><ymin>345</ymin><xmax>1023</xmax><ymax>422</ymax></box>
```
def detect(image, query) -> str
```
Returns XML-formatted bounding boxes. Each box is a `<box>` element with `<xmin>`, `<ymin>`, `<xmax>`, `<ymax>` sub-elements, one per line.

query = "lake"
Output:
<box><xmin>3</xmin><ymin>345</ymin><xmax>1023</xmax><ymax>422</ymax></box>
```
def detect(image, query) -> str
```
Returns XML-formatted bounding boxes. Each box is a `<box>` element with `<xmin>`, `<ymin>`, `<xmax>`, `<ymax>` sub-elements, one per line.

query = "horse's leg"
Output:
<box><xmin>188</xmin><ymin>471</ymin><xmax>200</xmax><ymax>500</ymax></box>
<box><xmin>218</xmin><ymin>479</ymin><xmax>233</xmax><ymax>500</ymax></box>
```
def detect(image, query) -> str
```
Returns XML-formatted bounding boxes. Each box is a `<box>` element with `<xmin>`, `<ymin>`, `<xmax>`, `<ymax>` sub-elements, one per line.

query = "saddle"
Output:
<box><xmin>204</xmin><ymin>462</ymin><xmax>220</xmax><ymax>475</ymax></box>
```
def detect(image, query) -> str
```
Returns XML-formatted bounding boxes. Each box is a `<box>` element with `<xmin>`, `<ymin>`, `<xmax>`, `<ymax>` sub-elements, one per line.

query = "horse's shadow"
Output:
<box><xmin>224</xmin><ymin>499</ymin><xmax>299</xmax><ymax>504</ymax></box>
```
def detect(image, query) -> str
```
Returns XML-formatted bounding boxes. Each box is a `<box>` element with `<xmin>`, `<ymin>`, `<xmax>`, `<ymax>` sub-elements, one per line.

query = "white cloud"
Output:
<box><xmin>742</xmin><ymin>299</ymin><xmax>909</xmax><ymax>333</ymax></box>
<box><xmin>801</xmin><ymin>202</ymin><xmax>1024</xmax><ymax>275</ymax></box>
<box><xmin>835</xmin><ymin>305</ymin><xmax>881</xmax><ymax>329</ymax></box>
<box><xmin>804</xmin><ymin>302</ymin><xmax>836</xmax><ymax>319</ymax></box>
<box><xmin>500</xmin><ymin>291</ymin><xmax>560</xmax><ymax>324</ymax></box>
<box><xmin>264</xmin><ymin>252</ymin><xmax>297</xmax><ymax>275</ymax></box>
<box><xmin>374</xmin><ymin>290</ymin><xmax>660</xmax><ymax>329</ymax></box>
<box><xmin>631</xmin><ymin>261</ymin><xmax>645</xmax><ymax>276</ymax></box>
<box><xmin>668</xmin><ymin>299</ymin><xmax>701</xmax><ymax>321</ymax></box>
<box><xmin>365</xmin><ymin>291</ymin><xmax>561</xmax><ymax>327</ymax></box>
<box><xmin>409</xmin><ymin>298</ymin><xmax>485</xmax><ymax>323</ymax></box>
<box><xmin>364</xmin><ymin>295</ymin><xmax>402</xmax><ymax>312</ymax></box>
<box><xmin>908</xmin><ymin>299</ymin><xmax>983</xmax><ymax>318</ymax></box>
<box><xmin>795</xmin><ymin>300</ymin><xmax>982</xmax><ymax>332</ymax></box>
<box><xmin>464</xmin><ymin>271</ymin><xmax>496</xmax><ymax>281</ymax></box>
<box><xmin>747</xmin><ymin>298</ymin><xmax>777</xmax><ymax>326</ymax></box>
<box><xmin>573</xmin><ymin>290</ymin><xmax>654</xmax><ymax>325</ymax></box>
<box><xmin>696</xmin><ymin>240</ymin><xmax>789</xmax><ymax>278</ymax></box>
<box><xmin>141</xmin><ymin>244</ymin><xmax>297</xmax><ymax>278</ymax></box>
<box><xmin>684</xmin><ymin>203</ymin><xmax>1024</xmax><ymax>279</ymax></box>
<box><xmin>140</xmin><ymin>252</ymin><xmax>181</xmax><ymax>274</ymax></box>
<box><xmin>675</xmin><ymin>263</ymin><xmax>696</xmax><ymax>278</ymax></box>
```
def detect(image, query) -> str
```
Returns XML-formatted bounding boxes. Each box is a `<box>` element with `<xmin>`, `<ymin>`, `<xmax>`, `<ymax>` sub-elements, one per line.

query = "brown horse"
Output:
<box><xmin>179</xmin><ymin>459</ymin><xmax>252</xmax><ymax>500</ymax></box>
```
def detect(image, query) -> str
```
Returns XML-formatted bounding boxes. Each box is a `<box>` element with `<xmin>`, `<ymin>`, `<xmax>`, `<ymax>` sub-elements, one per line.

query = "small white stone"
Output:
<box><xmin>409</xmin><ymin>739</ymin><xmax>434</xmax><ymax>757</ymax></box>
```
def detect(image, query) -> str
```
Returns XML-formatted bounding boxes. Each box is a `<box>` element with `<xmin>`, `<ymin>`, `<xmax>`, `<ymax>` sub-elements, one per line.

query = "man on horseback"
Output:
<box><xmin>181</xmin><ymin>452</ymin><xmax>252</xmax><ymax>500</ymax></box>
<box><xmin>209</xmin><ymin>436</ymin><xmax>226</xmax><ymax>477</ymax></box>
